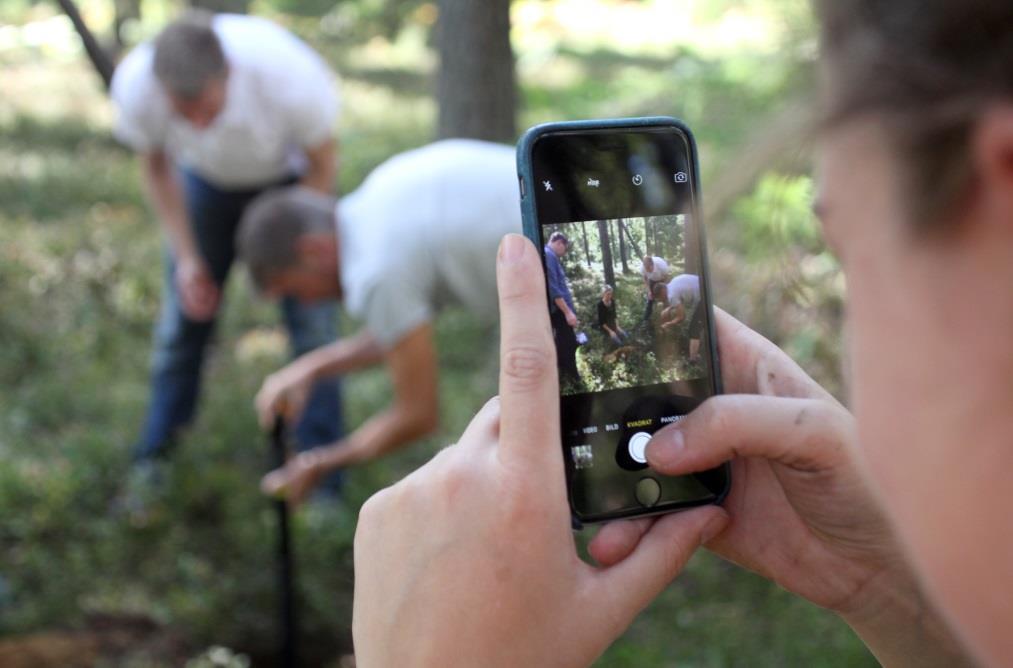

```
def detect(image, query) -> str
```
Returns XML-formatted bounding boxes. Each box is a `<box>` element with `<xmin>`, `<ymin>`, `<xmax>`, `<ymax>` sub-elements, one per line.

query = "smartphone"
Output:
<box><xmin>517</xmin><ymin>117</ymin><xmax>730</xmax><ymax>526</ymax></box>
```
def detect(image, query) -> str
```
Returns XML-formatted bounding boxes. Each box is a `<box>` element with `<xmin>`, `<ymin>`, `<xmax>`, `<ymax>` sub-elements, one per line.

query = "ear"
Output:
<box><xmin>294</xmin><ymin>233</ymin><xmax>335</xmax><ymax>267</ymax></box>
<box><xmin>972</xmin><ymin>105</ymin><xmax>1013</xmax><ymax>227</ymax></box>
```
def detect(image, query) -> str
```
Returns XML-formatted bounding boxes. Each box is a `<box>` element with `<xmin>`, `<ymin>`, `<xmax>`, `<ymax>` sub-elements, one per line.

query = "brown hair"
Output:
<box><xmin>238</xmin><ymin>186</ymin><xmax>338</xmax><ymax>290</ymax></box>
<box><xmin>153</xmin><ymin>11</ymin><xmax>226</xmax><ymax>99</ymax></box>
<box><xmin>814</xmin><ymin>0</ymin><xmax>1013</xmax><ymax>227</ymax></box>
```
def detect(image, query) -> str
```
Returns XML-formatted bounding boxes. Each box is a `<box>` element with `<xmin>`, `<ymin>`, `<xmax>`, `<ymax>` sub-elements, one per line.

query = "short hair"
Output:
<box><xmin>238</xmin><ymin>186</ymin><xmax>338</xmax><ymax>290</ymax></box>
<box><xmin>602</xmin><ymin>284</ymin><xmax>613</xmax><ymax>295</ymax></box>
<box><xmin>548</xmin><ymin>231</ymin><xmax>569</xmax><ymax>245</ymax></box>
<box><xmin>153</xmin><ymin>11</ymin><xmax>226</xmax><ymax>98</ymax></box>
<box><xmin>652</xmin><ymin>282</ymin><xmax>667</xmax><ymax>299</ymax></box>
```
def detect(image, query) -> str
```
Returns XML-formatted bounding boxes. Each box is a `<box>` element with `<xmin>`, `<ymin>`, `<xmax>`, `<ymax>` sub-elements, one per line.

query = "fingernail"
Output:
<box><xmin>499</xmin><ymin>234</ymin><xmax>526</xmax><ymax>264</ymax></box>
<box><xmin>646</xmin><ymin>429</ymin><xmax>684</xmax><ymax>468</ymax></box>
<box><xmin>701</xmin><ymin>512</ymin><xmax>730</xmax><ymax>544</ymax></box>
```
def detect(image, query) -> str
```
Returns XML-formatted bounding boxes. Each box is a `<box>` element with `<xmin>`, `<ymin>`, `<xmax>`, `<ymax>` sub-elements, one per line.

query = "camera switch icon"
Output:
<box><xmin>632</xmin><ymin>174</ymin><xmax>644</xmax><ymax>186</ymax></box>
<box><xmin>674</xmin><ymin>171</ymin><xmax>688</xmax><ymax>183</ymax></box>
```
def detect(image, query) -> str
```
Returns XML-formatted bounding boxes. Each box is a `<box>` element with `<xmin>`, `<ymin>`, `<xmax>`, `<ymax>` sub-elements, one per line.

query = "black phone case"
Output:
<box><xmin>516</xmin><ymin>117</ymin><xmax>730</xmax><ymax>529</ymax></box>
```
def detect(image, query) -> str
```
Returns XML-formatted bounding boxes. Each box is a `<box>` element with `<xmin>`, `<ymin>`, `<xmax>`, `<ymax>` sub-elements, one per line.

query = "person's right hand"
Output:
<box><xmin>255</xmin><ymin>363</ymin><xmax>315</xmax><ymax>430</ymax></box>
<box><xmin>591</xmin><ymin>311</ymin><xmax>972</xmax><ymax>665</ymax></box>
<box><xmin>176</xmin><ymin>254</ymin><xmax>219</xmax><ymax>321</ymax></box>
<box><xmin>591</xmin><ymin>309</ymin><xmax>908</xmax><ymax>625</ymax></box>
<box><xmin>565</xmin><ymin>310</ymin><xmax>579</xmax><ymax>328</ymax></box>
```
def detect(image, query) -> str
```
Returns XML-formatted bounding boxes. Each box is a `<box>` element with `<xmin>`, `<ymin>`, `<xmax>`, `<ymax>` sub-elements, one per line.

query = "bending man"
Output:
<box><xmin>237</xmin><ymin>139</ymin><xmax>520</xmax><ymax>502</ymax></box>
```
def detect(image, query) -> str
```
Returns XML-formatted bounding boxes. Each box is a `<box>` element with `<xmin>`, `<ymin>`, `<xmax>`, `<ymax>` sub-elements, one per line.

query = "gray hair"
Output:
<box><xmin>238</xmin><ymin>186</ymin><xmax>338</xmax><ymax>290</ymax></box>
<box><xmin>153</xmin><ymin>11</ymin><xmax>226</xmax><ymax>98</ymax></box>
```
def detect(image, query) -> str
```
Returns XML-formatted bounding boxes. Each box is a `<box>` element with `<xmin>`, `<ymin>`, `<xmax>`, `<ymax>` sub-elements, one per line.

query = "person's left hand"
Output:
<box><xmin>262</xmin><ymin>442</ymin><xmax>365</xmax><ymax>505</ymax></box>
<box><xmin>352</xmin><ymin>234</ymin><xmax>729</xmax><ymax>667</ymax></box>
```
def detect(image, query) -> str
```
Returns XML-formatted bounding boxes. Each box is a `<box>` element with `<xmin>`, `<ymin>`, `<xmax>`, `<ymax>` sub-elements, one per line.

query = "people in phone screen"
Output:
<box><xmin>544</xmin><ymin>232</ymin><xmax>582</xmax><ymax>389</ymax></box>
<box><xmin>543</xmin><ymin>215</ymin><xmax>703</xmax><ymax>395</ymax></box>
<box><xmin>596</xmin><ymin>285</ymin><xmax>629</xmax><ymax>348</ymax></box>
<box><xmin>640</xmin><ymin>254</ymin><xmax>671</xmax><ymax>323</ymax></box>
<box><xmin>654</xmin><ymin>274</ymin><xmax>703</xmax><ymax>363</ymax></box>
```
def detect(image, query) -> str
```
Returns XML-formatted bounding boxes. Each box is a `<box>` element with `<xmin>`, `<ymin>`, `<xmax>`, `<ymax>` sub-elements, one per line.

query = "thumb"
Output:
<box><xmin>646</xmin><ymin>394</ymin><xmax>854</xmax><ymax>475</ymax></box>
<box><xmin>590</xmin><ymin>505</ymin><xmax>729</xmax><ymax>630</ymax></box>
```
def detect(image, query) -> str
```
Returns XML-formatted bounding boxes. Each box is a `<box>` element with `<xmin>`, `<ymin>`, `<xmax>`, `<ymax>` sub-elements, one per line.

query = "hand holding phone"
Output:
<box><xmin>518</xmin><ymin>117</ymin><xmax>730</xmax><ymax>524</ymax></box>
<box><xmin>352</xmin><ymin>235</ymin><xmax>728</xmax><ymax>667</ymax></box>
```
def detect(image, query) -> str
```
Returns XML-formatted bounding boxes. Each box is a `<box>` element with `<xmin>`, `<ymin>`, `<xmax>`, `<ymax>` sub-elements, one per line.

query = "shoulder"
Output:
<box><xmin>217</xmin><ymin>14</ymin><xmax>331</xmax><ymax>75</ymax></box>
<box><xmin>414</xmin><ymin>139</ymin><xmax>515</xmax><ymax>173</ymax></box>
<box><xmin>110</xmin><ymin>43</ymin><xmax>158</xmax><ymax>109</ymax></box>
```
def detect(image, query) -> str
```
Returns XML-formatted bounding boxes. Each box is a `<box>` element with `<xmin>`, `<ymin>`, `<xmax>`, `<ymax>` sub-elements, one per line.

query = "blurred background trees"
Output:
<box><xmin>0</xmin><ymin>0</ymin><xmax>856</xmax><ymax>665</ymax></box>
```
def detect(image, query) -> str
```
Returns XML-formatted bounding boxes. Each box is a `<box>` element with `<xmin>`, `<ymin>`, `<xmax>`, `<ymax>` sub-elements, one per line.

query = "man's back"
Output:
<box><xmin>338</xmin><ymin>140</ymin><xmax>521</xmax><ymax>348</ymax></box>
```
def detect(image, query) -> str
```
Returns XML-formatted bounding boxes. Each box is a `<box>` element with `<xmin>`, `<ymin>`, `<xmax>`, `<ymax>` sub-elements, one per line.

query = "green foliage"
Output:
<box><xmin>734</xmin><ymin>173</ymin><xmax>821</xmax><ymax>261</ymax></box>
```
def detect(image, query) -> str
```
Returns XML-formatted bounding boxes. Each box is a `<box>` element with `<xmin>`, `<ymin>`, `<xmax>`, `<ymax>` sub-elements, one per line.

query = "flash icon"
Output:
<box><xmin>543</xmin><ymin>180</ymin><xmax>553</xmax><ymax>192</ymax></box>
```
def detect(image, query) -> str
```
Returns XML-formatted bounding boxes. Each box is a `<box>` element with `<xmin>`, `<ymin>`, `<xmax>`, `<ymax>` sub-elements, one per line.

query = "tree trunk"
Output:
<box><xmin>55</xmin><ymin>0</ymin><xmax>116</xmax><ymax>90</ymax></box>
<box><xmin>597</xmin><ymin>220</ymin><xmax>615</xmax><ymax>288</ymax></box>
<box><xmin>435</xmin><ymin>0</ymin><xmax>516</xmax><ymax>142</ymax></box>
<box><xmin>580</xmin><ymin>221</ymin><xmax>592</xmax><ymax>268</ymax></box>
<box><xmin>618</xmin><ymin>220</ymin><xmax>630</xmax><ymax>274</ymax></box>
<box><xmin>620</xmin><ymin>219</ymin><xmax>643</xmax><ymax>260</ymax></box>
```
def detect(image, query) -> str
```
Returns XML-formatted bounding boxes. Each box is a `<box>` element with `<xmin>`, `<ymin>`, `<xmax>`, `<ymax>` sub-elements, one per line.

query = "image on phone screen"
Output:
<box><xmin>522</xmin><ymin>121</ymin><xmax>729</xmax><ymax>523</ymax></box>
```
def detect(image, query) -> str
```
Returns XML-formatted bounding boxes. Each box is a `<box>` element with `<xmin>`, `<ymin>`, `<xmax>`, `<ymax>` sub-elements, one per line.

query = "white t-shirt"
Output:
<box><xmin>110</xmin><ymin>14</ymin><xmax>339</xmax><ymax>189</ymax></box>
<box><xmin>337</xmin><ymin>140</ymin><xmax>521</xmax><ymax>348</ymax></box>
<box><xmin>665</xmin><ymin>273</ymin><xmax>700</xmax><ymax>307</ymax></box>
<box><xmin>642</xmin><ymin>256</ymin><xmax>670</xmax><ymax>282</ymax></box>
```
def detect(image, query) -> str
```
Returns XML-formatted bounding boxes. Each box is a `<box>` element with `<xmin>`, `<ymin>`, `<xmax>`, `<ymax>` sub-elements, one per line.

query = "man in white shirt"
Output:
<box><xmin>653</xmin><ymin>273</ymin><xmax>703</xmax><ymax>360</ymax></box>
<box><xmin>640</xmin><ymin>254</ymin><xmax>671</xmax><ymax>323</ymax></box>
<box><xmin>111</xmin><ymin>11</ymin><xmax>344</xmax><ymax>481</ymax></box>
<box><xmin>235</xmin><ymin>139</ymin><xmax>521</xmax><ymax>503</ymax></box>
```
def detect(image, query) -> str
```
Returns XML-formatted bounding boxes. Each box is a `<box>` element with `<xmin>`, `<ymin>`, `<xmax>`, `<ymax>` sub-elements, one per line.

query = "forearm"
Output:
<box><xmin>319</xmin><ymin>403</ymin><xmax>438</xmax><ymax>469</ymax></box>
<box><xmin>554</xmin><ymin>297</ymin><xmax>573</xmax><ymax>319</ymax></box>
<box><xmin>842</xmin><ymin>572</ymin><xmax>973</xmax><ymax>668</ymax></box>
<box><xmin>293</xmin><ymin>331</ymin><xmax>384</xmax><ymax>381</ymax></box>
<box><xmin>143</xmin><ymin>152</ymin><xmax>197</xmax><ymax>260</ymax></box>
<box><xmin>300</xmin><ymin>139</ymin><xmax>336</xmax><ymax>194</ymax></box>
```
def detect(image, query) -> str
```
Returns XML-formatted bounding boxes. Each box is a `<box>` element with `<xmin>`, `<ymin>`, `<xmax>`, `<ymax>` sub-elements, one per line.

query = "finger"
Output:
<box><xmin>646</xmin><ymin>394</ymin><xmax>854</xmax><ymax>475</ymax></box>
<box><xmin>495</xmin><ymin>234</ymin><xmax>558</xmax><ymax>466</ymax></box>
<box><xmin>456</xmin><ymin>396</ymin><xmax>501</xmax><ymax>448</ymax></box>
<box><xmin>592</xmin><ymin>505</ymin><xmax>728</xmax><ymax>629</ymax></box>
<box><xmin>588</xmin><ymin>517</ymin><xmax>653</xmax><ymax>567</ymax></box>
<box><xmin>713</xmin><ymin>308</ymin><xmax>832</xmax><ymax>400</ymax></box>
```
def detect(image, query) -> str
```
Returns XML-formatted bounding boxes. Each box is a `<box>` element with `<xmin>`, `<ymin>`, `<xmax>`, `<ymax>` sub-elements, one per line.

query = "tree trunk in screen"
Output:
<box><xmin>435</xmin><ymin>0</ymin><xmax>517</xmax><ymax>143</ymax></box>
<box><xmin>597</xmin><ymin>220</ymin><xmax>616</xmax><ymax>288</ymax></box>
<box><xmin>580</xmin><ymin>221</ymin><xmax>592</xmax><ymax>268</ymax></box>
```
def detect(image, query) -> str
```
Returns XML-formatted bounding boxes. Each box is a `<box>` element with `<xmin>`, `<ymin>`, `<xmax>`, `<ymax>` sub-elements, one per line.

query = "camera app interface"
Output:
<box><xmin>532</xmin><ymin>127</ymin><xmax>726</xmax><ymax>520</ymax></box>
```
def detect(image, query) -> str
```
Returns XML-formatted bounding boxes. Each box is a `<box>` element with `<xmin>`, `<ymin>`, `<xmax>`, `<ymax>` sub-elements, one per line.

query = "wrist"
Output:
<box><xmin>840</xmin><ymin>569</ymin><xmax>970</xmax><ymax>667</ymax></box>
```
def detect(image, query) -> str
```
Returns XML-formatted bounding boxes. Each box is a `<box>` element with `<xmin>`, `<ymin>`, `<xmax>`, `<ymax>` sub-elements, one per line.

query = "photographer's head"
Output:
<box><xmin>154</xmin><ymin>11</ymin><xmax>228</xmax><ymax>129</ymax></box>
<box><xmin>548</xmin><ymin>231</ymin><xmax>569</xmax><ymax>257</ymax></box>
<box><xmin>813</xmin><ymin>0</ymin><xmax>1013</xmax><ymax>660</ymax></box>
<box><xmin>238</xmin><ymin>187</ymin><xmax>341</xmax><ymax>303</ymax></box>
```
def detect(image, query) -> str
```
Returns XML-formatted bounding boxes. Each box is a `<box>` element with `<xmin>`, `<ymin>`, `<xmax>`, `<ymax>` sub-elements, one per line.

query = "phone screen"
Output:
<box><xmin>528</xmin><ymin>124</ymin><xmax>728</xmax><ymax>522</ymax></box>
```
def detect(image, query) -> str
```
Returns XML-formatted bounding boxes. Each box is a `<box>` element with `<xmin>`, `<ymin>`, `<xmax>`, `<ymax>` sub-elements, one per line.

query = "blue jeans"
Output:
<box><xmin>134</xmin><ymin>171</ymin><xmax>344</xmax><ymax>491</ymax></box>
